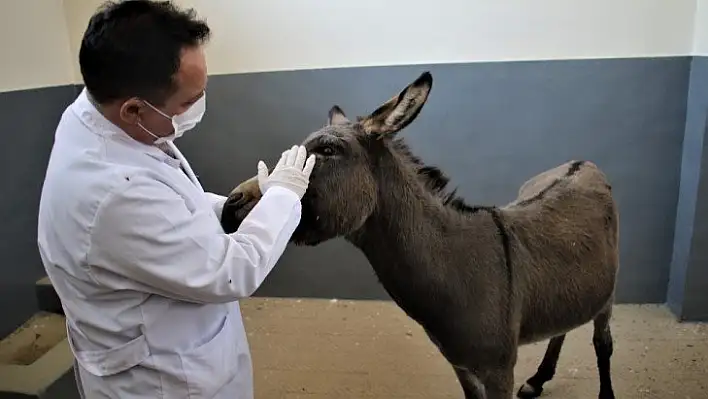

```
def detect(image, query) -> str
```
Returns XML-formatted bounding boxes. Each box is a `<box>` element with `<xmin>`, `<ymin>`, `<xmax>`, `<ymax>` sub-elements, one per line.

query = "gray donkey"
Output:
<box><xmin>220</xmin><ymin>71</ymin><xmax>619</xmax><ymax>399</ymax></box>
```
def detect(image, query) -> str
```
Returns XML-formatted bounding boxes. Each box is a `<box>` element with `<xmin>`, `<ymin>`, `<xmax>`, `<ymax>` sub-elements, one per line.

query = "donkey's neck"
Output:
<box><xmin>349</xmin><ymin>153</ymin><xmax>446</xmax><ymax>248</ymax></box>
<box><xmin>345</xmin><ymin>152</ymin><xmax>489</xmax><ymax>309</ymax></box>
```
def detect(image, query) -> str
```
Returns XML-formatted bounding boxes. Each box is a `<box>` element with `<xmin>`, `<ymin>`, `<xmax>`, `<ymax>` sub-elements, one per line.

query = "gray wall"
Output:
<box><xmin>180</xmin><ymin>57</ymin><xmax>690</xmax><ymax>304</ymax></box>
<box><xmin>668</xmin><ymin>56</ymin><xmax>708</xmax><ymax>321</ymax></box>
<box><xmin>0</xmin><ymin>85</ymin><xmax>79</xmax><ymax>338</ymax></box>
<box><xmin>0</xmin><ymin>56</ymin><xmax>700</xmax><ymax>337</ymax></box>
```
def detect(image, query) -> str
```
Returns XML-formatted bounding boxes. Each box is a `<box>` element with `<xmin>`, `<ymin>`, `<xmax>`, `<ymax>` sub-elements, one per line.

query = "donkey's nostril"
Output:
<box><xmin>227</xmin><ymin>192</ymin><xmax>244</xmax><ymax>207</ymax></box>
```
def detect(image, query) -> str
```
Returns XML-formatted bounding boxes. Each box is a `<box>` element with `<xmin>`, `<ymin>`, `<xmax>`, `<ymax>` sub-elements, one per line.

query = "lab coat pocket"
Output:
<box><xmin>69</xmin><ymin>328</ymin><xmax>151</xmax><ymax>377</ymax></box>
<box><xmin>179</xmin><ymin>312</ymin><xmax>240</xmax><ymax>397</ymax></box>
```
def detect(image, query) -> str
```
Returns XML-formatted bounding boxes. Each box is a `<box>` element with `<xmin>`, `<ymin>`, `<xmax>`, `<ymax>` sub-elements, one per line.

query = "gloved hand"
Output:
<box><xmin>257</xmin><ymin>145</ymin><xmax>316</xmax><ymax>199</ymax></box>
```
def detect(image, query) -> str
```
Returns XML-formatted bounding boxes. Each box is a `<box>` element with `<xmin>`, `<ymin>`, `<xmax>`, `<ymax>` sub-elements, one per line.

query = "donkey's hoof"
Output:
<box><xmin>517</xmin><ymin>382</ymin><xmax>543</xmax><ymax>398</ymax></box>
<box><xmin>598</xmin><ymin>389</ymin><xmax>615</xmax><ymax>399</ymax></box>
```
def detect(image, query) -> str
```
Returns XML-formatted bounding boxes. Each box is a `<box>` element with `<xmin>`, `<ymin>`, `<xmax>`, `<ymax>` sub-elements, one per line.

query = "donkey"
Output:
<box><xmin>221</xmin><ymin>71</ymin><xmax>619</xmax><ymax>399</ymax></box>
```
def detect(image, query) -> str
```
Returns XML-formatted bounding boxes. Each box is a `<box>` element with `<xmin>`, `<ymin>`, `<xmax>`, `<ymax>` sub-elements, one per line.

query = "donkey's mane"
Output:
<box><xmin>389</xmin><ymin>138</ymin><xmax>481</xmax><ymax>213</ymax></box>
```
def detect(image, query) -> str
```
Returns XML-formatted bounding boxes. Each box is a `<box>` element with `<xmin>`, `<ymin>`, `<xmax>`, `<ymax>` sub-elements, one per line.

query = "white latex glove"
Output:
<box><xmin>257</xmin><ymin>145</ymin><xmax>316</xmax><ymax>199</ymax></box>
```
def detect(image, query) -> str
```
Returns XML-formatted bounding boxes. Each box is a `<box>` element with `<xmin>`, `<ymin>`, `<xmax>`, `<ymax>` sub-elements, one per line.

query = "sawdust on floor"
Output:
<box><xmin>240</xmin><ymin>298</ymin><xmax>708</xmax><ymax>399</ymax></box>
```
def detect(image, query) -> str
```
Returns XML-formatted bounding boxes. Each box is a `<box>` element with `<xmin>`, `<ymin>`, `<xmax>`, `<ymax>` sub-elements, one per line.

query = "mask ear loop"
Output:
<box><xmin>143</xmin><ymin>100</ymin><xmax>172</xmax><ymax>120</ymax></box>
<box><xmin>139</xmin><ymin>100</ymin><xmax>178</xmax><ymax>143</ymax></box>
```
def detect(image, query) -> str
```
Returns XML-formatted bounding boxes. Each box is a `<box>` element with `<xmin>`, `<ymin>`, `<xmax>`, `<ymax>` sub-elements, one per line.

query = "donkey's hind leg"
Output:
<box><xmin>593</xmin><ymin>306</ymin><xmax>616</xmax><ymax>399</ymax></box>
<box><xmin>516</xmin><ymin>334</ymin><xmax>566</xmax><ymax>398</ymax></box>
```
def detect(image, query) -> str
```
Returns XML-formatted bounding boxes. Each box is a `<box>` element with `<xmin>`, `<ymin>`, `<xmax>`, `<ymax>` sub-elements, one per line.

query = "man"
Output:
<box><xmin>37</xmin><ymin>1</ymin><xmax>315</xmax><ymax>397</ymax></box>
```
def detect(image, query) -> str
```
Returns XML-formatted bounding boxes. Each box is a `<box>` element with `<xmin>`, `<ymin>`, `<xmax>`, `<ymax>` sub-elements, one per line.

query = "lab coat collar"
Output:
<box><xmin>71</xmin><ymin>88</ymin><xmax>179</xmax><ymax>167</ymax></box>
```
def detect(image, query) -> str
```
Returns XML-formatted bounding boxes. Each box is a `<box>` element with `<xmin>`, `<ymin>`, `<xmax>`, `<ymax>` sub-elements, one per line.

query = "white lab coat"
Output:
<box><xmin>37</xmin><ymin>88</ymin><xmax>301</xmax><ymax>398</ymax></box>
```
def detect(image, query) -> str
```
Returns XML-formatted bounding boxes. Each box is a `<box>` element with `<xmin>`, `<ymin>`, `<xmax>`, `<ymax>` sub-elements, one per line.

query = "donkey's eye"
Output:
<box><xmin>318</xmin><ymin>146</ymin><xmax>335</xmax><ymax>156</ymax></box>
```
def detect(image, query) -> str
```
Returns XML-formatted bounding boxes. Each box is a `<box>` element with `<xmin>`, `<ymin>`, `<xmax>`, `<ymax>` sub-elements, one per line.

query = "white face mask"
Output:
<box><xmin>139</xmin><ymin>93</ymin><xmax>206</xmax><ymax>144</ymax></box>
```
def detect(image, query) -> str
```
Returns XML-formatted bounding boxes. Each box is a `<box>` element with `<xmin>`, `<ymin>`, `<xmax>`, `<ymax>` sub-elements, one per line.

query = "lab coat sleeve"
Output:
<box><xmin>86</xmin><ymin>173</ymin><xmax>301</xmax><ymax>304</ymax></box>
<box><xmin>203</xmin><ymin>191</ymin><xmax>227</xmax><ymax>221</ymax></box>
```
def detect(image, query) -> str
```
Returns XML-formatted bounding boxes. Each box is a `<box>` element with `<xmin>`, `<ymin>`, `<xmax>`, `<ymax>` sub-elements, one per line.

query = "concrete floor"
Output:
<box><xmin>242</xmin><ymin>298</ymin><xmax>708</xmax><ymax>399</ymax></box>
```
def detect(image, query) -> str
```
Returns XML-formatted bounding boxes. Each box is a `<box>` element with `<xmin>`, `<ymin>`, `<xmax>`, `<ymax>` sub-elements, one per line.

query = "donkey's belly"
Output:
<box><xmin>518</xmin><ymin>278</ymin><xmax>615</xmax><ymax>345</ymax></box>
<box><xmin>518</xmin><ymin>317</ymin><xmax>593</xmax><ymax>345</ymax></box>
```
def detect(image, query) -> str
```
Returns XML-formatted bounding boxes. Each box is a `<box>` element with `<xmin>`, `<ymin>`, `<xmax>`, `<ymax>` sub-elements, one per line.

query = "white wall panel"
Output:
<box><xmin>2</xmin><ymin>0</ymin><xmax>702</xmax><ymax>91</ymax></box>
<box><xmin>63</xmin><ymin>0</ymin><xmax>699</xmax><ymax>79</ymax></box>
<box><xmin>0</xmin><ymin>0</ymin><xmax>75</xmax><ymax>92</ymax></box>
<box><xmin>694</xmin><ymin>0</ymin><xmax>708</xmax><ymax>55</ymax></box>
<box><xmin>190</xmin><ymin>0</ymin><xmax>698</xmax><ymax>75</ymax></box>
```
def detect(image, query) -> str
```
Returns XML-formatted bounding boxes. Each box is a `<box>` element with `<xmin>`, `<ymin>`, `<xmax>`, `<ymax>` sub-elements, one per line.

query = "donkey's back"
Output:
<box><xmin>500</xmin><ymin>160</ymin><xmax>619</xmax><ymax>344</ymax></box>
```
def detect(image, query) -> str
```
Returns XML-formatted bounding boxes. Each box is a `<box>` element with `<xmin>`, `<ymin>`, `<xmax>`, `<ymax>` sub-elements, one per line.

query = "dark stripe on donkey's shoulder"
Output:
<box><xmin>516</xmin><ymin>160</ymin><xmax>586</xmax><ymax>207</ymax></box>
<box><xmin>470</xmin><ymin>206</ymin><xmax>514</xmax><ymax>321</ymax></box>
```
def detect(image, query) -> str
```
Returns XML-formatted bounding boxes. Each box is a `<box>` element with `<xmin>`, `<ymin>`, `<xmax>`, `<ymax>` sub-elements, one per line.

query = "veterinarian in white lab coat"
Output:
<box><xmin>36</xmin><ymin>1</ymin><xmax>314</xmax><ymax>398</ymax></box>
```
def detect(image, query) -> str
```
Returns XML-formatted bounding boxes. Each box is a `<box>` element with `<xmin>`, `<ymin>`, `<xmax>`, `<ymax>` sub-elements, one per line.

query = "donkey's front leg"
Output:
<box><xmin>482</xmin><ymin>365</ymin><xmax>515</xmax><ymax>399</ymax></box>
<box><xmin>453</xmin><ymin>366</ymin><xmax>487</xmax><ymax>399</ymax></box>
<box><xmin>453</xmin><ymin>364</ymin><xmax>515</xmax><ymax>399</ymax></box>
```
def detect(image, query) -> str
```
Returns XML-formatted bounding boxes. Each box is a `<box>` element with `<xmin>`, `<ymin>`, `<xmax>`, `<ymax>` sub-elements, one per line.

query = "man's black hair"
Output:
<box><xmin>79</xmin><ymin>0</ymin><xmax>211</xmax><ymax>106</ymax></box>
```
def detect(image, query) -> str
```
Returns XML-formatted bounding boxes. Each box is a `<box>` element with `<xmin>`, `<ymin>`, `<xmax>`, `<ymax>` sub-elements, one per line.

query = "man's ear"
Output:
<box><xmin>358</xmin><ymin>71</ymin><xmax>433</xmax><ymax>138</ymax></box>
<box><xmin>119</xmin><ymin>97</ymin><xmax>145</xmax><ymax>125</ymax></box>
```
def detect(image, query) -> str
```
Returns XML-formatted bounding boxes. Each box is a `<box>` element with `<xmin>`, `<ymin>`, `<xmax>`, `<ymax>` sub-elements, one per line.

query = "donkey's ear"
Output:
<box><xmin>327</xmin><ymin>105</ymin><xmax>350</xmax><ymax>126</ymax></box>
<box><xmin>359</xmin><ymin>71</ymin><xmax>433</xmax><ymax>138</ymax></box>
